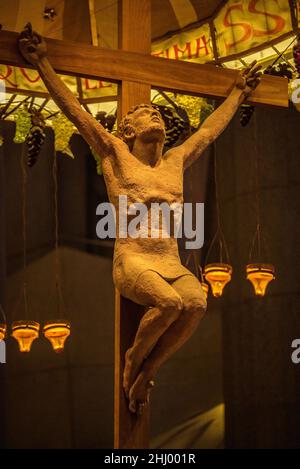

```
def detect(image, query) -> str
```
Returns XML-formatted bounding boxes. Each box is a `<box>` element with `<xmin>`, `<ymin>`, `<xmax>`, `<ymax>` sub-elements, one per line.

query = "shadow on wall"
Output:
<box><xmin>151</xmin><ymin>403</ymin><xmax>224</xmax><ymax>449</ymax></box>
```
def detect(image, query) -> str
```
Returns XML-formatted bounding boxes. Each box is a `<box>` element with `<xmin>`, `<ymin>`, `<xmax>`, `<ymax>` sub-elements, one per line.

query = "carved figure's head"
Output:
<box><xmin>118</xmin><ymin>104</ymin><xmax>165</xmax><ymax>150</ymax></box>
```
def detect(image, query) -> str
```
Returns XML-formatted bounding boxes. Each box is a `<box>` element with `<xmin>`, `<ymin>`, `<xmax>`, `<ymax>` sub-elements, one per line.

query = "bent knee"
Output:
<box><xmin>159</xmin><ymin>294</ymin><xmax>183</xmax><ymax>323</ymax></box>
<box><xmin>184</xmin><ymin>296</ymin><xmax>207</xmax><ymax>321</ymax></box>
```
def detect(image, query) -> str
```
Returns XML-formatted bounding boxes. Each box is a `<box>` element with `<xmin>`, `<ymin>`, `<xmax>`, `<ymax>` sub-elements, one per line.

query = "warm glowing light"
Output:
<box><xmin>204</xmin><ymin>263</ymin><xmax>232</xmax><ymax>297</ymax></box>
<box><xmin>43</xmin><ymin>320</ymin><xmax>70</xmax><ymax>353</ymax></box>
<box><xmin>201</xmin><ymin>282</ymin><xmax>209</xmax><ymax>300</ymax></box>
<box><xmin>246</xmin><ymin>264</ymin><xmax>275</xmax><ymax>296</ymax></box>
<box><xmin>11</xmin><ymin>321</ymin><xmax>40</xmax><ymax>352</ymax></box>
<box><xmin>0</xmin><ymin>323</ymin><xmax>6</xmax><ymax>341</ymax></box>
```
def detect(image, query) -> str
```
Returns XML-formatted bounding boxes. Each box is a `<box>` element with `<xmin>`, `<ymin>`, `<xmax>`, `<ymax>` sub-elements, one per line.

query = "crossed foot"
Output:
<box><xmin>123</xmin><ymin>348</ymin><xmax>155</xmax><ymax>415</ymax></box>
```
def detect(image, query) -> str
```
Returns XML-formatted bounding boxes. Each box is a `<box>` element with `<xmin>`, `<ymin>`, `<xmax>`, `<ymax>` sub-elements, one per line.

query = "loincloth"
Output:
<box><xmin>113</xmin><ymin>252</ymin><xmax>194</xmax><ymax>305</ymax></box>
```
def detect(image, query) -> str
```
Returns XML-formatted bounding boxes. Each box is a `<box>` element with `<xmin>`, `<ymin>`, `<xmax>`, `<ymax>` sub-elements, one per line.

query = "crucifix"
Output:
<box><xmin>0</xmin><ymin>0</ymin><xmax>287</xmax><ymax>450</ymax></box>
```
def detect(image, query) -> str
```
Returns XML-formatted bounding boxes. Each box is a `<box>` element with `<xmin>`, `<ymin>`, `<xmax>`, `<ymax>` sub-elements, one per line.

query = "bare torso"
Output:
<box><xmin>103</xmin><ymin>142</ymin><xmax>184</xmax><ymax>258</ymax></box>
<box><xmin>102</xmin><ymin>142</ymin><xmax>192</xmax><ymax>302</ymax></box>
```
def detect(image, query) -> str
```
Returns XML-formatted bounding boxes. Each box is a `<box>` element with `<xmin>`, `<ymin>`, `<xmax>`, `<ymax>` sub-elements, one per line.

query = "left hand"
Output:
<box><xmin>18</xmin><ymin>22</ymin><xmax>47</xmax><ymax>66</ymax></box>
<box><xmin>235</xmin><ymin>60</ymin><xmax>262</xmax><ymax>98</ymax></box>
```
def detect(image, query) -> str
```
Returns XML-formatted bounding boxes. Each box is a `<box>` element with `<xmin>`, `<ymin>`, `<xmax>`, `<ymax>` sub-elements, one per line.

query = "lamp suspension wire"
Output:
<box><xmin>0</xmin><ymin>303</ymin><xmax>6</xmax><ymax>323</ymax></box>
<box><xmin>249</xmin><ymin>113</ymin><xmax>262</xmax><ymax>262</ymax></box>
<box><xmin>21</xmin><ymin>142</ymin><xmax>29</xmax><ymax>319</ymax></box>
<box><xmin>52</xmin><ymin>150</ymin><xmax>65</xmax><ymax>318</ymax></box>
<box><xmin>184</xmin><ymin>250</ymin><xmax>204</xmax><ymax>282</ymax></box>
<box><xmin>254</xmin><ymin>113</ymin><xmax>261</xmax><ymax>259</ymax></box>
<box><xmin>53</xmin><ymin>150</ymin><xmax>59</xmax><ymax>316</ymax></box>
<box><xmin>205</xmin><ymin>141</ymin><xmax>230</xmax><ymax>266</ymax></box>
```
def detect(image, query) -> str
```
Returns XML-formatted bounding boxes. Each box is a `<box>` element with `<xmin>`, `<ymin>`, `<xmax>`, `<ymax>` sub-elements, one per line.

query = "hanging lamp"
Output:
<box><xmin>43</xmin><ymin>320</ymin><xmax>70</xmax><ymax>353</ymax></box>
<box><xmin>204</xmin><ymin>263</ymin><xmax>232</xmax><ymax>298</ymax></box>
<box><xmin>0</xmin><ymin>304</ymin><xmax>7</xmax><ymax>340</ymax></box>
<box><xmin>0</xmin><ymin>324</ymin><xmax>6</xmax><ymax>341</ymax></box>
<box><xmin>11</xmin><ymin>320</ymin><xmax>40</xmax><ymax>352</ymax></box>
<box><xmin>204</xmin><ymin>141</ymin><xmax>232</xmax><ymax>297</ymax></box>
<box><xmin>43</xmin><ymin>151</ymin><xmax>71</xmax><ymax>352</ymax></box>
<box><xmin>246</xmin><ymin>263</ymin><xmax>275</xmax><ymax>297</ymax></box>
<box><xmin>12</xmin><ymin>144</ymin><xmax>40</xmax><ymax>352</ymax></box>
<box><xmin>246</xmin><ymin>115</ymin><xmax>275</xmax><ymax>297</ymax></box>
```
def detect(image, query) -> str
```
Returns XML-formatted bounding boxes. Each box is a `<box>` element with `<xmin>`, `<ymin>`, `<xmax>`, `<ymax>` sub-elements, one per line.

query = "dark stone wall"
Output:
<box><xmin>217</xmin><ymin>105</ymin><xmax>300</xmax><ymax>448</ymax></box>
<box><xmin>0</xmin><ymin>121</ymin><xmax>222</xmax><ymax>448</ymax></box>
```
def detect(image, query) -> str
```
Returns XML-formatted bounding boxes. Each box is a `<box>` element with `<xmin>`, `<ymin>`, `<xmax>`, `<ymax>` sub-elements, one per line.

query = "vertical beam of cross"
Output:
<box><xmin>114</xmin><ymin>0</ymin><xmax>151</xmax><ymax>450</ymax></box>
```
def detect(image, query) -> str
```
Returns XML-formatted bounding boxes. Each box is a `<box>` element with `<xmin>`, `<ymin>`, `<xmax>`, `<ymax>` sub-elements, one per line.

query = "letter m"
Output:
<box><xmin>173</xmin><ymin>42</ymin><xmax>192</xmax><ymax>60</ymax></box>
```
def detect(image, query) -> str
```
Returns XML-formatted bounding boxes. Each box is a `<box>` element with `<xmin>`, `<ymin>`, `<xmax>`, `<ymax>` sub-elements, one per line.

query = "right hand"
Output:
<box><xmin>235</xmin><ymin>60</ymin><xmax>262</xmax><ymax>99</ymax></box>
<box><xmin>18</xmin><ymin>23</ymin><xmax>47</xmax><ymax>66</ymax></box>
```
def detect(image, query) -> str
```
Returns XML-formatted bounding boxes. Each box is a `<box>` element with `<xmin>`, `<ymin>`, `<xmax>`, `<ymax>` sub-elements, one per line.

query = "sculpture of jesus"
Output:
<box><xmin>18</xmin><ymin>25</ymin><xmax>261</xmax><ymax>415</ymax></box>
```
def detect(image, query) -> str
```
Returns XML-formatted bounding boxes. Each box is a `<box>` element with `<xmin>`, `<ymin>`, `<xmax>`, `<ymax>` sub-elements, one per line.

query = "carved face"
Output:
<box><xmin>127</xmin><ymin>106</ymin><xmax>166</xmax><ymax>143</ymax></box>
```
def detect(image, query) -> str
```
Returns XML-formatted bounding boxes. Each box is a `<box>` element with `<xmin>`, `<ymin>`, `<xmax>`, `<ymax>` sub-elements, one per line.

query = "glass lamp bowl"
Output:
<box><xmin>246</xmin><ymin>263</ymin><xmax>275</xmax><ymax>296</ymax></box>
<box><xmin>204</xmin><ymin>263</ymin><xmax>232</xmax><ymax>297</ymax></box>
<box><xmin>11</xmin><ymin>320</ymin><xmax>40</xmax><ymax>352</ymax></box>
<box><xmin>0</xmin><ymin>323</ymin><xmax>6</xmax><ymax>341</ymax></box>
<box><xmin>43</xmin><ymin>320</ymin><xmax>70</xmax><ymax>353</ymax></box>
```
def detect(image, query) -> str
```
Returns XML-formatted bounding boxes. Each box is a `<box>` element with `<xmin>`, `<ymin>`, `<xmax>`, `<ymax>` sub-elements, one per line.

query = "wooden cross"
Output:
<box><xmin>0</xmin><ymin>0</ymin><xmax>288</xmax><ymax>450</ymax></box>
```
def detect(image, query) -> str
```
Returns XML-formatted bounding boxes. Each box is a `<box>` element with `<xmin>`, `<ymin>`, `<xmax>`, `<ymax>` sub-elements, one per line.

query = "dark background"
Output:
<box><xmin>0</xmin><ymin>101</ymin><xmax>299</xmax><ymax>448</ymax></box>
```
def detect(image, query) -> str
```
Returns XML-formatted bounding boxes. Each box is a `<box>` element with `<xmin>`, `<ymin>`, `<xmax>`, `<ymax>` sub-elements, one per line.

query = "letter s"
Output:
<box><xmin>249</xmin><ymin>0</ymin><xmax>285</xmax><ymax>37</ymax></box>
<box><xmin>291</xmin><ymin>339</ymin><xmax>300</xmax><ymax>364</ymax></box>
<box><xmin>223</xmin><ymin>4</ymin><xmax>252</xmax><ymax>52</ymax></box>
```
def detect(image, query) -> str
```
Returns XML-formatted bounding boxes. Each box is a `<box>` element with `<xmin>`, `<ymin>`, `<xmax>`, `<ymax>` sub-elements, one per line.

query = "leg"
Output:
<box><xmin>123</xmin><ymin>270</ymin><xmax>183</xmax><ymax>400</ymax></box>
<box><xmin>129</xmin><ymin>274</ymin><xmax>206</xmax><ymax>413</ymax></box>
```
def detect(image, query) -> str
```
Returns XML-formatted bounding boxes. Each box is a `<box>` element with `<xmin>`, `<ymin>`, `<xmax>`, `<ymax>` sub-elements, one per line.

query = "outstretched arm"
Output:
<box><xmin>18</xmin><ymin>24</ymin><xmax>123</xmax><ymax>156</ymax></box>
<box><xmin>180</xmin><ymin>61</ymin><xmax>261</xmax><ymax>170</ymax></box>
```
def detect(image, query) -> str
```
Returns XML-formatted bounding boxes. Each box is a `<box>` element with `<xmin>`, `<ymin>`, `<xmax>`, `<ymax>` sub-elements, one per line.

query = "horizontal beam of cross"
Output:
<box><xmin>0</xmin><ymin>30</ymin><xmax>288</xmax><ymax>108</ymax></box>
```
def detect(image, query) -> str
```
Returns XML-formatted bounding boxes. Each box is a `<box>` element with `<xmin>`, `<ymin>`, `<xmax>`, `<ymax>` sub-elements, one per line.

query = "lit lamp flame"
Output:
<box><xmin>201</xmin><ymin>282</ymin><xmax>209</xmax><ymax>300</ymax></box>
<box><xmin>11</xmin><ymin>320</ymin><xmax>40</xmax><ymax>352</ymax></box>
<box><xmin>0</xmin><ymin>323</ymin><xmax>6</xmax><ymax>341</ymax></box>
<box><xmin>204</xmin><ymin>263</ymin><xmax>232</xmax><ymax>297</ymax></box>
<box><xmin>246</xmin><ymin>264</ymin><xmax>275</xmax><ymax>296</ymax></box>
<box><xmin>43</xmin><ymin>320</ymin><xmax>70</xmax><ymax>353</ymax></box>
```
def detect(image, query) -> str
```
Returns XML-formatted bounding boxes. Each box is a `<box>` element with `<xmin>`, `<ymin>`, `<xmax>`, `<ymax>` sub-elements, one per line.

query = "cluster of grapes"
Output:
<box><xmin>293</xmin><ymin>38</ymin><xmax>300</xmax><ymax>77</ymax></box>
<box><xmin>13</xmin><ymin>106</ymin><xmax>31</xmax><ymax>144</ymax></box>
<box><xmin>152</xmin><ymin>104</ymin><xmax>186</xmax><ymax>148</ymax></box>
<box><xmin>26</xmin><ymin>109</ymin><xmax>46</xmax><ymax>167</ymax></box>
<box><xmin>264</xmin><ymin>63</ymin><xmax>294</xmax><ymax>80</ymax></box>
<box><xmin>95</xmin><ymin>111</ymin><xmax>116</xmax><ymax>132</ymax></box>
<box><xmin>240</xmin><ymin>105</ymin><xmax>255</xmax><ymax>127</ymax></box>
<box><xmin>51</xmin><ymin>113</ymin><xmax>75</xmax><ymax>157</ymax></box>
